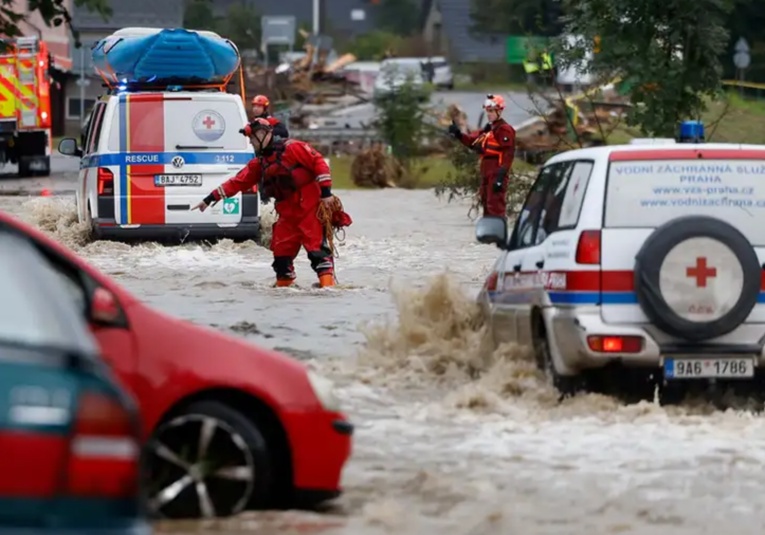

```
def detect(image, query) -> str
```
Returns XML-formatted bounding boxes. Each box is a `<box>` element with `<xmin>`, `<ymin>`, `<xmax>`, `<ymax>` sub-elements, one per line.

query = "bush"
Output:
<box><xmin>373</xmin><ymin>69</ymin><xmax>433</xmax><ymax>188</ymax></box>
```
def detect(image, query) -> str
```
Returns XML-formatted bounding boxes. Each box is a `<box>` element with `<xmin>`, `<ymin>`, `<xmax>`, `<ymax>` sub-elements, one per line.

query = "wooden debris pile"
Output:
<box><xmin>350</xmin><ymin>142</ymin><xmax>403</xmax><ymax>188</ymax></box>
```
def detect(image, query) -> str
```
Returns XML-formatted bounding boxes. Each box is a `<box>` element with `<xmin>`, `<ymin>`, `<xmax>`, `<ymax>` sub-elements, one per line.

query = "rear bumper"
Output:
<box><xmin>92</xmin><ymin>219</ymin><xmax>260</xmax><ymax>242</ymax></box>
<box><xmin>547</xmin><ymin>305</ymin><xmax>765</xmax><ymax>372</ymax></box>
<box><xmin>0</xmin><ymin>521</ymin><xmax>151</xmax><ymax>535</ymax></box>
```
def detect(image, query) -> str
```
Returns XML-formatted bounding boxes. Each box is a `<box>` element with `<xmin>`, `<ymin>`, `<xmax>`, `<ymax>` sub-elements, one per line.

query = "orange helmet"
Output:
<box><xmin>483</xmin><ymin>94</ymin><xmax>505</xmax><ymax>111</ymax></box>
<box><xmin>240</xmin><ymin>117</ymin><xmax>273</xmax><ymax>137</ymax></box>
<box><xmin>251</xmin><ymin>94</ymin><xmax>270</xmax><ymax>108</ymax></box>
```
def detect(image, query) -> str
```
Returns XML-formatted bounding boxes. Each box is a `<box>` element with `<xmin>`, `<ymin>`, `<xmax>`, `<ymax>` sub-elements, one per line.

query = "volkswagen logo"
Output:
<box><xmin>171</xmin><ymin>155</ymin><xmax>185</xmax><ymax>169</ymax></box>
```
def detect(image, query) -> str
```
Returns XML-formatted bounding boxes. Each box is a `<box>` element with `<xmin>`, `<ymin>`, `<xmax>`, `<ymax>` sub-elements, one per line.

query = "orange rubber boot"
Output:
<box><xmin>275</xmin><ymin>278</ymin><xmax>294</xmax><ymax>288</ymax></box>
<box><xmin>318</xmin><ymin>273</ymin><xmax>335</xmax><ymax>288</ymax></box>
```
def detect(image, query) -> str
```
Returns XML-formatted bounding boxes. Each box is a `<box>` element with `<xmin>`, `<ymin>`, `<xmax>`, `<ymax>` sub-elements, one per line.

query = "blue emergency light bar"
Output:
<box><xmin>678</xmin><ymin>120</ymin><xmax>705</xmax><ymax>143</ymax></box>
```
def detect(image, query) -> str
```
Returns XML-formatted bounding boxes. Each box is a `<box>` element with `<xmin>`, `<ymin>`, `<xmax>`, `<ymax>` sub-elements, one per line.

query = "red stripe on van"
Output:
<box><xmin>127</xmin><ymin>94</ymin><xmax>165</xmax><ymax>225</ymax></box>
<box><xmin>0</xmin><ymin>430</ymin><xmax>67</xmax><ymax>497</ymax></box>
<box><xmin>609</xmin><ymin>149</ymin><xmax>765</xmax><ymax>161</ymax></box>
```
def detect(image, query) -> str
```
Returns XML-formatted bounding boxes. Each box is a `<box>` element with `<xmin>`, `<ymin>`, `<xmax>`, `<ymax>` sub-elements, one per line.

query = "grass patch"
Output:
<box><xmin>329</xmin><ymin>154</ymin><xmax>537</xmax><ymax>189</ymax></box>
<box><xmin>605</xmin><ymin>92</ymin><xmax>765</xmax><ymax>145</ymax></box>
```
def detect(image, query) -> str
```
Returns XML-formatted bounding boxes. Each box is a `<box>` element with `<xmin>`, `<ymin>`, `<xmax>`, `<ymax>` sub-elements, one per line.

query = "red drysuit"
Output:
<box><xmin>209</xmin><ymin>139</ymin><xmax>333</xmax><ymax>282</ymax></box>
<box><xmin>460</xmin><ymin>118</ymin><xmax>516</xmax><ymax>217</ymax></box>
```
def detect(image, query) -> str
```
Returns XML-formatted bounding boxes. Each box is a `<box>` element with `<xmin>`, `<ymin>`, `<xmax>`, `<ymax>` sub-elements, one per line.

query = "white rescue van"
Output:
<box><xmin>58</xmin><ymin>90</ymin><xmax>257</xmax><ymax>241</ymax></box>
<box><xmin>476</xmin><ymin>139</ymin><xmax>765</xmax><ymax>401</ymax></box>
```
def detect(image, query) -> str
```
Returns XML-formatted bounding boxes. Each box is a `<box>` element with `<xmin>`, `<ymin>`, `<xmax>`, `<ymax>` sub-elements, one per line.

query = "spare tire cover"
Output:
<box><xmin>634</xmin><ymin>215</ymin><xmax>761</xmax><ymax>341</ymax></box>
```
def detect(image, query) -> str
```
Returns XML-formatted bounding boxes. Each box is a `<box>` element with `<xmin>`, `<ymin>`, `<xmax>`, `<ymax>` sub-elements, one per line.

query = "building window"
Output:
<box><xmin>66</xmin><ymin>97</ymin><xmax>96</xmax><ymax>120</ymax></box>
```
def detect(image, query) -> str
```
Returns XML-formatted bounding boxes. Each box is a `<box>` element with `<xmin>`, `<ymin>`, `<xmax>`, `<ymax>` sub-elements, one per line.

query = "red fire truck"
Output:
<box><xmin>0</xmin><ymin>35</ymin><xmax>52</xmax><ymax>177</ymax></box>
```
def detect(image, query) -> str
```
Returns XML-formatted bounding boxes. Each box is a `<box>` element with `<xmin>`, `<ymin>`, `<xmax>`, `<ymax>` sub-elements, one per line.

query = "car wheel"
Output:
<box><xmin>532</xmin><ymin>317</ymin><xmax>587</xmax><ymax>397</ymax></box>
<box><xmin>85</xmin><ymin>204</ymin><xmax>97</xmax><ymax>240</ymax></box>
<box><xmin>144</xmin><ymin>400</ymin><xmax>270</xmax><ymax>519</ymax></box>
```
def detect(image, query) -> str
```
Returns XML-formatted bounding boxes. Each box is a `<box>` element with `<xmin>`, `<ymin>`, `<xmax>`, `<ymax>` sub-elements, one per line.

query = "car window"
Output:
<box><xmin>510</xmin><ymin>164</ymin><xmax>562</xmax><ymax>249</ymax></box>
<box><xmin>557</xmin><ymin>161</ymin><xmax>594</xmax><ymax>228</ymax></box>
<box><xmin>535</xmin><ymin>161</ymin><xmax>575</xmax><ymax>244</ymax></box>
<box><xmin>85</xmin><ymin>102</ymin><xmax>106</xmax><ymax>155</ymax></box>
<box><xmin>0</xmin><ymin>233</ymin><xmax>97</xmax><ymax>354</ymax></box>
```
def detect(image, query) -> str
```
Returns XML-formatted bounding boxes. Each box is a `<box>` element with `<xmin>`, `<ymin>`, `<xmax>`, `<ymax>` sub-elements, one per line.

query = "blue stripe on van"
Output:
<box><xmin>118</xmin><ymin>93</ymin><xmax>128</xmax><ymax>225</ymax></box>
<box><xmin>549</xmin><ymin>291</ymin><xmax>765</xmax><ymax>305</ymax></box>
<box><xmin>80</xmin><ymin>151</ymin><xmax>253</xmax><ymax>169</ymax></box>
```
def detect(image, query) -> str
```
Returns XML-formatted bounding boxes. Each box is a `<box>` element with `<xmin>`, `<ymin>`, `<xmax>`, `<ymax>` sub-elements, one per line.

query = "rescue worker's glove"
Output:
<box><xmin>492</xmin><ymin>169</ymin><xmax>506</xmax><ymax>193</ymax></box>
<box><xmin>447</xmin><ymin>122</ymin><xmax>462</xmax><ymax>139</ymax></box>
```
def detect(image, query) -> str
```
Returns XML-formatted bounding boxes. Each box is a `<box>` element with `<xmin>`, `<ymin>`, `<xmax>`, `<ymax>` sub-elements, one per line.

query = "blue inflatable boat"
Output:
<box><xmin>91</xmin><ymin>27</ymin><xmax>240</xmax><ymax>84</ymax></box>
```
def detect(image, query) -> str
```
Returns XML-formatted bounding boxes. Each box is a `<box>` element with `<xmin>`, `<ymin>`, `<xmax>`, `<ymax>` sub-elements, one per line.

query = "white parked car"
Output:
<box><xmin>373</xmin><ymin>58</ymin><xmax>428</xmax><ymax>101</ymax></box>
<box><xmin>58</xmin><ymin>90</ymin><xmax>257</xmax><ymax>242</ymax></box>
<box><xmin>475</xmin><ymin>136</ymin><xmax>765</xmax><ymax>401</ymax></box>
<box><xmin>418</xmin><ymin>56</ymin><xmax>454</xmax><ymax>90</ymax></box>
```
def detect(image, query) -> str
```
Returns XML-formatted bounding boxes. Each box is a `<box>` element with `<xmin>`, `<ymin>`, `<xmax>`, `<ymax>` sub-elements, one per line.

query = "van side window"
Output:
<box><xmin>535</xmin><ymin>161</ymin><xmax>575</xmax><ymax>244</ymax></box>
<box><xmin>85</xmin><ymin>102</ymin><xmax>106</xmax><ymax>155</ymax></box>
<box><xmin>510</xmin><ymin>165</ymin><xmax>560</xmax><ymax>249</ymax></box>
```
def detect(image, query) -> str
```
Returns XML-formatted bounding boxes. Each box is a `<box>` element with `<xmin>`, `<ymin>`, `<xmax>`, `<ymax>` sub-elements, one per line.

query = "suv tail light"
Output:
<box><xmin>97</xmin><ymin>168</ymin><xmax>114</xmax><ymax>195</ymax></box>
<box><xmin>587</xmin><ymin>335</ymin><xmax>643</xmax><ymax>353</ymax></box>
<box><xmin>64</xmin><ymin>390</ymin><xmax>140</xmax><ymax>498</ymax></box>
<box><xmin>575</xmin><ymin>230</ymin><xmax>601</xmax><ymax>264</ymax></box>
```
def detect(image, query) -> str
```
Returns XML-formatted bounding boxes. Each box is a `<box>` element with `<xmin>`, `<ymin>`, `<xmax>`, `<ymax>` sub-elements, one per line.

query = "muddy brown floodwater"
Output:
<box><xmin>5</xmin><ymin>190</ymin><xmax>765</xmax><ymax>535</ymax></box>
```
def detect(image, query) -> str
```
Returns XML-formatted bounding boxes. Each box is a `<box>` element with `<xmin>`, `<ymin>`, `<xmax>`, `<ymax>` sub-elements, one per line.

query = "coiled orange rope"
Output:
<box><xmin>317</xmin><ymin>196</ymin><xmax>347</xmax><ymax>258</ymax></box>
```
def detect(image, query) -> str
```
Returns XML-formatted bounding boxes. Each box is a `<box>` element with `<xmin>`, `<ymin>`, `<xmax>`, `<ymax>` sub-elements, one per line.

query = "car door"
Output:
<box><xmin>516</xmin><ymin>161</ymin><xmax>575</xmax><ymax>345</ymax></box>
<box><xmin>78</xmin><ymin>101</ymin><xmax>107</xmax><ymax>222</ymax></box>
<box><xmin>490</xmin><ymin>166</ymin><xmax>558</xmax><ymax>345</ymax></box>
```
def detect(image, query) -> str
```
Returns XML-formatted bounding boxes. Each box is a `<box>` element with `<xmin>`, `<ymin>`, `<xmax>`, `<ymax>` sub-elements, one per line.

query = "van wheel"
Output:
<box><xmin>532</xmin><ymin>317</ymin><xmax>588</xmax><ymax>397</ymax></box>
<box><xmin>85</xmin><ymin>204</ymin><xmax>97</xmax><ymax>241</ymax></box>
<box><xmin>143</xmin><ymin>401</ymin><xmax>271</xmax><ymax>519</ymax></box>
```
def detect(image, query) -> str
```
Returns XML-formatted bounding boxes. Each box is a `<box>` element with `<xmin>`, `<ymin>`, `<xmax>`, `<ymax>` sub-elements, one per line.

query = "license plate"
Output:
<box><xmin>154</xmin><ymin>174</ymin><xmax>202</xmax><ymax>187</ymax></box>
<box><xmin>664</xmin><ymin>358</ymin><xmax>755</xmax><ymax>379</ymax></box>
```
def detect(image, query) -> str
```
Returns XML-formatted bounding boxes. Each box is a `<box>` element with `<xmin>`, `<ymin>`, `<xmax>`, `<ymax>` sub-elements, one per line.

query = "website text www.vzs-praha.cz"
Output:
<box><xmin>641</xmin><ymin>185</ymin><xmax>765</xmax><ymax>208</ymax></box>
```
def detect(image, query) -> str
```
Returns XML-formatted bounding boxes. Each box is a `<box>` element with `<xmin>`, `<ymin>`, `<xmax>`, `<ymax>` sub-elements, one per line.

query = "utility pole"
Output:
<box><xmin>312</xmin><ymin>0</ymin><xmax>320</xmax><ymax>34</ymax></box>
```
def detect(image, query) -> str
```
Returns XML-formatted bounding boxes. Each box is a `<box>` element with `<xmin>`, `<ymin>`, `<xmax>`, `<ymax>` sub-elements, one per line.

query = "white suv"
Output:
<box><xmin>476</xmin><ymin>139</ymin><xmax>765</xmax><ymax>400</ymax></box>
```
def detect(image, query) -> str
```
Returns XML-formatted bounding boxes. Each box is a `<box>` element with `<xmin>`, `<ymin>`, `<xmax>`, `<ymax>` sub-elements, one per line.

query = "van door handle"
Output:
<box><xmin>535</xmin><ymin>260</ymin><xmax>545</xmax><ymax>269</ymax></box>
<box><xmin>512</xmin><ymin>263</ymin><xmax>522</xmax><ymax>272</ymax></box>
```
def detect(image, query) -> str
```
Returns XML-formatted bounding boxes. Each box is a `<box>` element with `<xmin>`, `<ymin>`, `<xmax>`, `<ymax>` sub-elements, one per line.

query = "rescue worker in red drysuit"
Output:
<box><xmin>448</xmin><ymin>94</ymin><xmax>516</xmax><ymax>217</ymax></box>
<box><xmin>192</xmin><ymin>118</ymin><xmax>336</xmax><ymax>288</ymax></box>
<box><xmin>251</xmin><ymin>94</ymin><xmax>289</xmax><ymax>139</ymax></box>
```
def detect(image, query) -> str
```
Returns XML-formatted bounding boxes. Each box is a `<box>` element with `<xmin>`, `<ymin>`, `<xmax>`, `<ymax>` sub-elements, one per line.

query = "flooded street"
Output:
<box><xmin>4</xmin><ymin>188</ymin><xmax>765</xmax><ymax>534</ymax></box>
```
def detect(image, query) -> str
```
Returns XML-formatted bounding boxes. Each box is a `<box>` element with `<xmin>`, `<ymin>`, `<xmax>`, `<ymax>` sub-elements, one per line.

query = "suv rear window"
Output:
<box><xmin>605</xmin><ymin>158</ymin><xmax>765</xmax><ymax>244</ymax></box>
<box><xmin>108</xmin><ymin>96</ymin><xmax>249</xmax><ymax>152</ymax></box>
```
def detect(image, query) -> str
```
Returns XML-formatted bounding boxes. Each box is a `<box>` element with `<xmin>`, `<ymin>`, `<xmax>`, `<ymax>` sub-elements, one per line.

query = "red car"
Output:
<box><xmin>0</xmin><ymin>210</ymin><xmax>353</xmax><ymax>519</ymax></box>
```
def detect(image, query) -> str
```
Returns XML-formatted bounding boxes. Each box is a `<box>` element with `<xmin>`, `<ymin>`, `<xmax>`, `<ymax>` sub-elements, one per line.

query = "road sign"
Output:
<box><xmin>735</xmin><ymin>38</ymin><xmax>750</xmax><ymax>54</ymax></box>
<box><xmin>734</xmin><ymin>51</ymin><xmax>751</xmax><ymax>70</ymax></box>
<box><xmin>261</xmin><ymin>15</ymin><xmax>296</xmax><ymax>47</ymax></box>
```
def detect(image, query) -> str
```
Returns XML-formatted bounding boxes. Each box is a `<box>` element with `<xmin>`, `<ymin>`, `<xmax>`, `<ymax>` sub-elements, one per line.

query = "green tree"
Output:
<box><xmin>348</xmin><ymin>30</ymin><xmax>402</xmax><ymax>61</ymax></box>
<box><xmin>555</xmin><ymin>0</ymin><xmax>735</xmax><ymax>137</ymax></box>
<box><xmin>375</xmin><ymin>0</ymin><xmax>420</xmax><ymax>36</ymax></box>
<box><xmin>216</xmin><ymin>3</ymin><xmax>261</xmax><ymax>51</ymax></box>
<box><xmin>183</xmin><ymin>0</ymin><xmax>216</xmax><ymax>31</ymax></box>
<box><xmin>2</xmin><ymin>0</ymin><xmax>111</xmax><ymax>42</ymax></box>
<box><xmin>373</xmin><ymin>71</ymin><xmax>432</xmax><ymax>185</ymax></box>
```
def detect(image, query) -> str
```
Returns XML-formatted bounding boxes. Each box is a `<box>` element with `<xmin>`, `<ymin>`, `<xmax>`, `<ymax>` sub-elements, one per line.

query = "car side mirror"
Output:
<box><xmin>476</xmin><ymin>216</ymin><xmax>508</xmax><ymax>249</ymax></box>
<box><xmin>90</xmin><ymin>287</ymin><xmax>121</xmax><ymax>324</ymax></box>
<box><xmin>58</xmin><ymin>137</ymin><xmax>82</xmax><ymax>158</ymax></box>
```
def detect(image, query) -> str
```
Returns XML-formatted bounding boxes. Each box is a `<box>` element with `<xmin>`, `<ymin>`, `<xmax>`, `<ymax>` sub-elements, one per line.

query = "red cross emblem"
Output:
<box><xmin>686</xmin><ymin>257</ymin><xmax>717</xmax><ymax>288</ymax></box>
<box><xmin>202</xmin><ymin>116</ymin><xmax>215</xmax><ymax>129</ymax></box>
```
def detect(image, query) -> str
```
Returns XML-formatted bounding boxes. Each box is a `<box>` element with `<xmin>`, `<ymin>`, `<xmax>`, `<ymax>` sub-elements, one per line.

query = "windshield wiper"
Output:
<box><xmin>175</xmin><ymin>145</ymin><xmax>224</xmax><ymax>150</ymax></box>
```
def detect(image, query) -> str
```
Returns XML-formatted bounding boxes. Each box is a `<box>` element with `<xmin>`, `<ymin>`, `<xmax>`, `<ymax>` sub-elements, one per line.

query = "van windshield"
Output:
<box><xmin>605</xmin><ymin>158</ymin><xmax>765</xmax><ymax>245</ymax></box>
<box><xmin>108</xmin><ymin>96</ymin><xmax>249</xmax><ymax>152</ymax></box>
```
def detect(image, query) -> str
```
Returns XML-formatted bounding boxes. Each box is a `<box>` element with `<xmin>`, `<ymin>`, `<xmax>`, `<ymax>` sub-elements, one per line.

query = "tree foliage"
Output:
<box><xmin>374</xmin><ymin>0</ymin><xmax>420</xmax><ymax>37</ymax></box>
<box><xmin>183</xmin><ymin>0</ymin><xmax>260</xmax><ymax>51</ymax></box>
<box><xmin>554</xmin><ymin>0</ymin><xmax>734</xmax><ymax>136</ymax></box>
<box><xmin>1</xmin><ymin>0</ymin><xmax>111</xmax><ymax>43</ymax></box>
